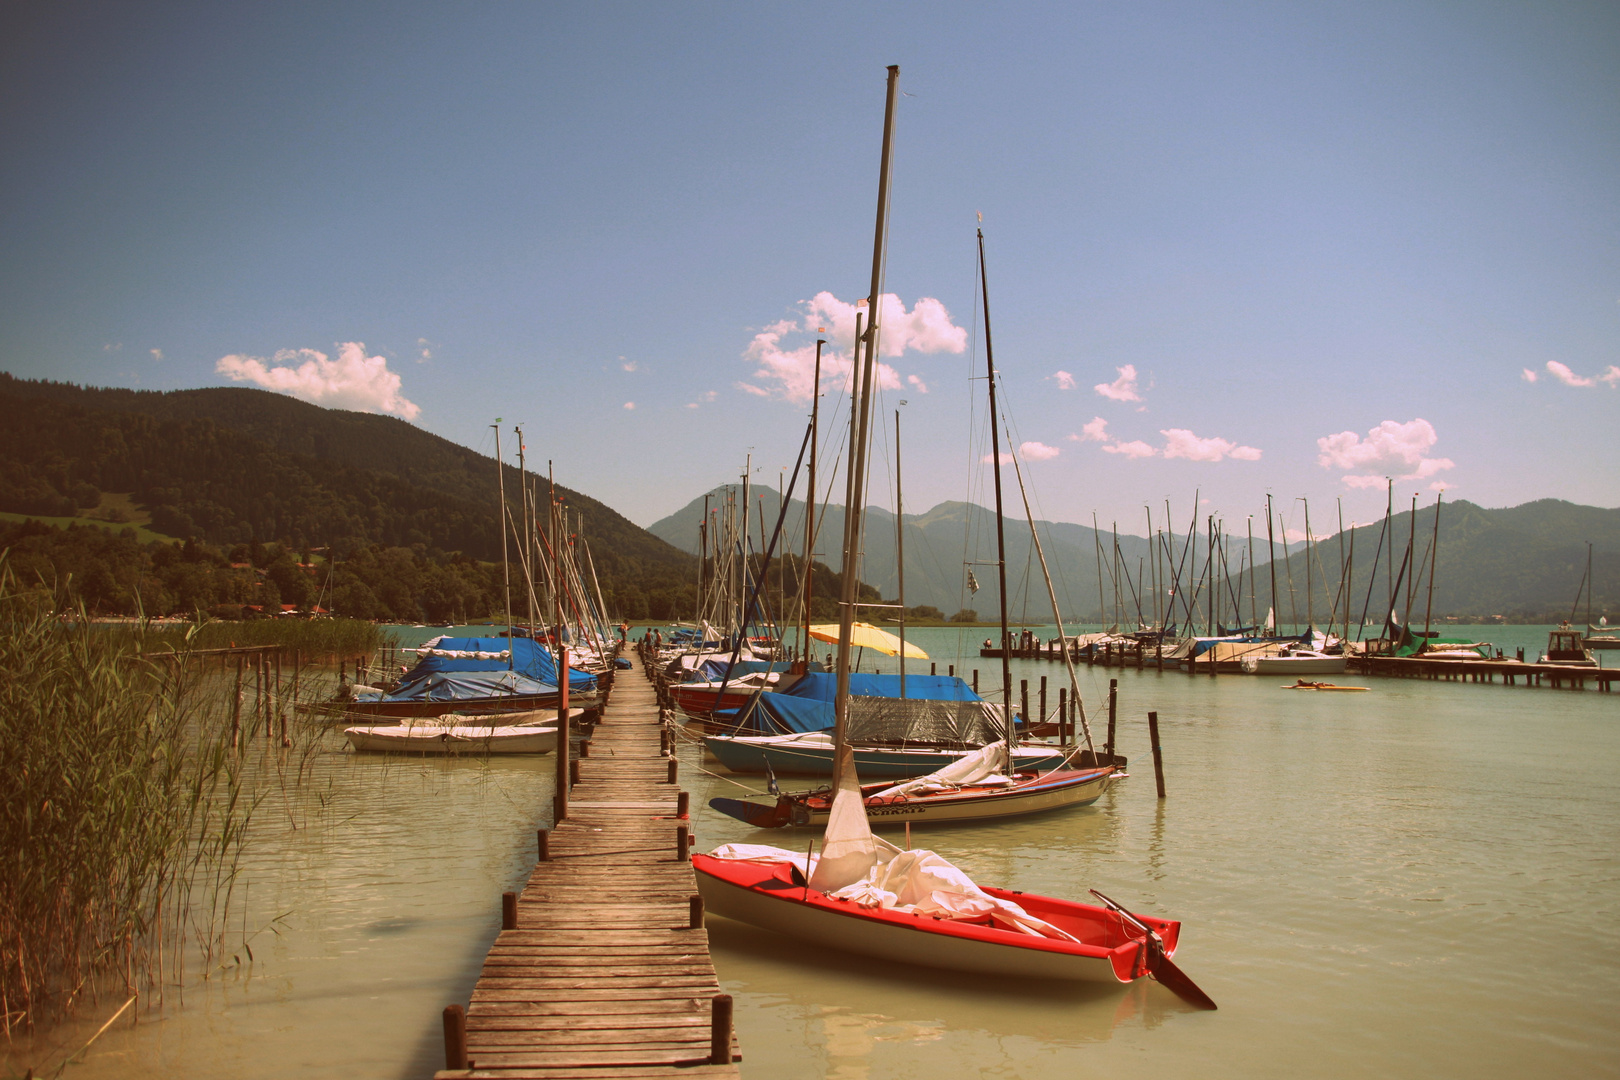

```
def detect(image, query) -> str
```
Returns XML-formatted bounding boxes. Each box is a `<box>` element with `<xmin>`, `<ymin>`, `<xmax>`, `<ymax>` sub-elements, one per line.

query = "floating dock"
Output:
<box><xmin>1353</xmin><ymin>654</ymin><xmax>1616</xmax><ymax>691</ymax></box>
<box><xmin>435</xmin><ymin>654</ymin><xmax>740</xmax><ymax>1079</ymax></box>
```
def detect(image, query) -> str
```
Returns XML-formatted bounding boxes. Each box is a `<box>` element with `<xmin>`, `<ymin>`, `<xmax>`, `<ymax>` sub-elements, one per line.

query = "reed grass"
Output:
<box><xmin>130</xmin><ymin>618</ymin><xmax>389</xmax><ymax>661</ymax></box>
<box><xmin>0</xmin><ymin>558</ymin><xmax>255</xmax><ymax>1034</ymax></box>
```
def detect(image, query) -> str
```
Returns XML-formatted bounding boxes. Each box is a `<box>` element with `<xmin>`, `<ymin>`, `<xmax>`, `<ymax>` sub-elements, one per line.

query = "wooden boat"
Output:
<box><xmin>710</xmin><ymin>751</ymin><xmax>1116</xmax><ymax>828</ymax></box>
<box><xmin>345</xmin><ymin>716</ymin><xmax>561</xmax><ymax>754</ymax></box>
<box><xmin>1586</xmin><ymin>624</ymin><xmax>1620</xmax><ymax>651</ymax></box>
<box><xmin>703</xmin><ymin>730</ymin><xmax>1069</xmax><ymax>778</ymax></box>
<box><xmin>694</xmin><ymin>849</ymin><xmax>1180</xmax><ymax>983</ymax></box>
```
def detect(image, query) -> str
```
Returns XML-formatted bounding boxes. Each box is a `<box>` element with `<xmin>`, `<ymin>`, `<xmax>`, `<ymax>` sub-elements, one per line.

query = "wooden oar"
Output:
<box><xmin>1090</xmin><ymin>889</ymin><xmax>1217</xmax><ymax>1010</ymax></box>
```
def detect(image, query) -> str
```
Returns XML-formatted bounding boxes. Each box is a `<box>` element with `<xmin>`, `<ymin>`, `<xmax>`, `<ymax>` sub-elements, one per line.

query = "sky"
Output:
<box><xmin>3</xmin><ymin>1</ymin><xmax>1617</xmax><ymax>541</ymax></box>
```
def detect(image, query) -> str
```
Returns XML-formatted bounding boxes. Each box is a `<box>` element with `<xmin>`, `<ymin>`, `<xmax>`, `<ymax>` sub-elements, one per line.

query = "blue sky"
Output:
<box><xmin>3</xmin><ymin>1</ymin><xmax>1616</xmax><ymax>539</ymax></box>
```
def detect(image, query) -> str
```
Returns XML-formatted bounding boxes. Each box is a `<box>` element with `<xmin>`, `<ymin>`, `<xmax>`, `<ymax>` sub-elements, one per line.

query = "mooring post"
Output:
<box><xmin>232</xmin><ymin>655</ymin><xmax>243</xmax><ymax>749</ymax></box>
<box><xmin>1020</xmin><ymin>679</ymin><xmax>1029</xmax><ymax>728</ymax></box>
<box><xmin>1039</xmin><ymin>676</ymin><xmax>1047</xmax><ymax>729</ymax></box>
<box><xmin>501</xmin><ymin>891</ymin><xmax>517</xmax><ymax>930</ymax></box>
<box><xmin>930</xmin><ymin>662</ymin><xmax>936</xmax><ymax>675</ymax></box>
<box><xmin>972</xmin><ymin>669</ymin><xmax>979</xmax><ymax>692</ymax></box>
<box><xmin>537</xmin><ymin>828</ymin><xmax>549</xmax><ymax>862</ymax></box>
<box><xmin>667</xmin><ymin>757</ymin><xmax>678</xmax><ymax>783</ymax></box>
<box><xmin>709</xmin><ymin>994</ymin><xmax>734</xmax><ymax>1065</ymax></box>
<box><xmin>1148</xmin><ymin>710</ymin><xmax>1166</xmax><ymax>798</ymax></box>
<box><xmin>676</xmin><ymin>824</ymin><xmax>690</xmax><ymax>861</ymax></box>
<box><xmin>1057</xmin><ymin>687</ymin><xmax>1067</xmax><ymax>744</ymax></box>
<box><xmin>569</xmin><ymin>758</ymin><xmax>580</xmax><ymax>788</ymax></box>
<box><xmin>442</xmin><ymin>1004</ymin><xmax>467</xmax><ymax>1070</ymax></box>
<box><xmin>948</xmin><ymin>664</ymin><xmax>954</xmax><ymax>678</ymax></box>
<box><xmin>689</xmin><ymin>894</ymin><xmax>704</xmax><ymax>928</ymax></box>
<box><xmin>1106</xmin><ymin>679</ymin><xmax>1117</xmax><ymax>758</ymax></box>
<box><xmin>677</xmin><ymin>790</ymin><xmax>690</xmax><ymax>817</ymax></box>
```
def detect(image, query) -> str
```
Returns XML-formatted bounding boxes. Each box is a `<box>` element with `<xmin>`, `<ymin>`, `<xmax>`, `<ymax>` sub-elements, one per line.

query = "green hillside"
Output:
<box><xmin>0</xmin><ymin>374</ymin><xmax>697</xmax><ymax>619</ymax></box>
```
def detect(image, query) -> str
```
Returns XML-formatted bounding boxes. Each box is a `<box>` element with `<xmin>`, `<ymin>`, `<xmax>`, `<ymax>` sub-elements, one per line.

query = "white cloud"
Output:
<box><xmin>1316</xmin><ymin>418</ymin><xmax>1453</xmax><ymax>487</ymax></box>
<box><xmin>1102</xmin><ymin>440</ymin><xmax>1157</xmax><ymax>459</ymax></box>
<box><xmin>1547</xmin><ymin>361</ymin><xmax>1595</xmax><ymax>387</ymax></box>
<box><xmin>1601</xmin><ymin>365</ymin><xmax>1620</xmax><ymax>387</ymax></box>
<box><xmin>685</xmin><ymin>402</ymin><xmax>699</xmax><ymax>409</ymax></box>
<box><xmin>215</xmin><ymin>342</ymin><xmax>420</xmax><ymax>419</ymax></box>
<box><xmin>1019</xmin><ymin>441</ymin><xmax>1060</xmax><ymax>461</ymax></box>
<box><xmin>622</xmin><ymin>359</ymin><xmax>639</xmax><ymax>372</ymax></box>
<box><xmin>1161</xmin><ymin>428</ymin><xmax>1262</xmax><ymax>462</ymax></box>
<box><xmin>1074</xmin><ymin>416</ymin><xmax>1110</xmax><ymax>443</ymax></box>
<box><xmin>417</xmin><ymin>338</ymin><xmax>433</xmax><ymax>363</ymax></box>
<box><xmin>1521</xmin><ymin>368</ymin><xmax>1538</xmax><ymax>383</ymax></box>
<box><xmin>149</xmin><ymin>348</ymin><xmax>163</xmax><ymax>361</ymax></box>
<box><xmin>1094</xmin><ymin>364</ymin><xmax>1142</xmax><ymax>402</ymax></box>
<box><xmin>623</xmin><ymin>401</ymin><xmax>636</xmax><ymax>411</ymax></box>
<box><xmin>1051</xmin><ymin>370</ymin><xmax>1076</xmax><ymax>390</ymax></box>
<box><xmin>742</xmin><ymin>291</ymin><xmax>967</xmax><ymax>403</ymax></box>
<box><xmin>907</xmin><ymin>374</ymin><xmax>929</xmax><ymax>394</ymax></box>
<box><xmin>103</xmin><ymin>342</ymin><xmax>121</xmax><ymax>352</ymax></box>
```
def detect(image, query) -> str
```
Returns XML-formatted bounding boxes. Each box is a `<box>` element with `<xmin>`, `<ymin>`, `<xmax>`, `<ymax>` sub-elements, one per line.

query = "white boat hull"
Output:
<box><xmin>1240</xmin><ymin>654</ymin><xmax>1347</xmax><ymax>675</ymax></box>
<box><xmin>344</xmin><ymin>721</ymin><xmax>558</xmax><ymax>754</ymax></box>
<box><xmin>695</xmin><ymin>866</ymin><xmax>1129</xmax><ymax>983</ymax></box>
<box><xmin>795</xmin><ymin>769</ymin><xmax>1114</xmax><ymax>826</ymax></box>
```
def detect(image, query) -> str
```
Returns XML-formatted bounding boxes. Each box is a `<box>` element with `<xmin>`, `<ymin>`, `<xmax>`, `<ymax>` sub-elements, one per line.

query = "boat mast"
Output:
<box><xmin>1421</xmin><ymin>493</ymin><xmax>1442</xmax><ymax>646</ymax></box>
<box><xmin>895</xmin><ymin>407</ymin><xmax>906</xmax><ymax>698</ymax></box>
<box><xmin>828</xmin><ymin>63</ymin><xmax>899</xmax><ymax>790</ymax></box>
<box><xmin>978</xmin><ymin>228</ymin><xmax>1015</xmax><ymax>773</ymax></box>
<box><xmin>1247</xmin><ymin>516</ymin><xmax>1257</xmax><ymax>631</ymax></box>
<box><xmin>1303</xmin><ymin>499</ymin><xmax>1314</xmax><ymax>637</ymax></box>
<box><xmin>493</xmin><ymin>423</ymin><xmax>513</xmax><ymax>663</ymax></box>
<box><xmin>1266</xmin><ymin>494</ymin><xmax>1278</xmax><ymax>635</ymax></box>
<box><xmin>803</xmin><ymin>337</ymin><xmax>823</xmax><ymax>664</ymax></box>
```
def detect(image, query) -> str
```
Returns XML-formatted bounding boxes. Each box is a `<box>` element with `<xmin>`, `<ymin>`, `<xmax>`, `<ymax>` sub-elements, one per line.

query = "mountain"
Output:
<box><xmin>650</xmin><ymin>486</ymin><xmax>1620</xmax><ymax>625</ymax></box>
<box><xmin>0</xmin><ymin>374</ymin><xmax>696</xmax><ymax>617</ymax></box>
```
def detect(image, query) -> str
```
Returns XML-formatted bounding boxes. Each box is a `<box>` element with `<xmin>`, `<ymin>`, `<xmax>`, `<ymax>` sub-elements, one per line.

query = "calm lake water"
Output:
<box><xmin>14</xmin><ymin>625</ymin><xmax>1618</xmax><ymax>1079</ymax></box>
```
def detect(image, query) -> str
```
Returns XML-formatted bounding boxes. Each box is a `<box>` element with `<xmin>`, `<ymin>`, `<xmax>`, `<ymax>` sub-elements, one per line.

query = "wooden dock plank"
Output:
<box><xmin>435</xmin><ymin>651</ymin><xmax>738</xmax><ymax>1079</ymax></box>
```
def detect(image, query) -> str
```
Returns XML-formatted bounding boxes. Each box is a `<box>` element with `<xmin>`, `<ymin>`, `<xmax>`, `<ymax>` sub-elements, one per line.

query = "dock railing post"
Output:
<box><xmin>710</xmin><ymin>994</ymin><xmax>734</xmax><ymax>1065</ymax></box>
<box><xmin>689</xmin><ymin>894</ymin><xmax>704</xmax><ymax>928</ymax></box>
<box><xmin>537</xmin><ymin>828</ymin><xmax>549</xmax><ymax>862</ymax></box>
<box><xmin>502</xmin><ymin>891</ymin><xmax>517</xmax><ymax>930</ymax></box>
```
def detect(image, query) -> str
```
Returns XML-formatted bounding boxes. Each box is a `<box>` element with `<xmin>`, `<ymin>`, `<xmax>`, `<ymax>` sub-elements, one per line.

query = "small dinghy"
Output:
<box><xmin>1279</xmin><ymin>680</ymin><xmax>1368</xmax><ymax>692</ymax></box>
<box><xmin>344</xmin><ymin>707</ymin><xmax>585</xmax><ymax>755</ymax></box>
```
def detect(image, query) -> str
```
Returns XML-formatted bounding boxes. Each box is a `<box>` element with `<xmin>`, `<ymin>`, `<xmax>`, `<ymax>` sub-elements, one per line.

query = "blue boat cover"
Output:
<box><xmin>691</xmin><ymin>658</ymin><xmax>825</xmax><ymax>682</ymax></box>
<box><xmin>741</xmin><ymin>673</ymin><xmax>982</xmax><ymax>735</ymax></box>
<box><xmin>384</xmin><ymin>636</ymin><xmax>596</xmax><ymax>702</ymax></box>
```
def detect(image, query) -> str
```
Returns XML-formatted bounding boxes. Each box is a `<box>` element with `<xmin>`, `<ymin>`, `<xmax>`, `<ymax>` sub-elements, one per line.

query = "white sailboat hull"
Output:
<box><xmin>344</xmin><ymin>721</ymin><xmax>558</xmax><ymax>754</ymax></box>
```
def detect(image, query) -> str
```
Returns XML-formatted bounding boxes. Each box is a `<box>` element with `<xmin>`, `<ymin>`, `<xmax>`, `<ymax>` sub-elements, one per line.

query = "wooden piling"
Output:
<box><xmin>1039</xmin><ymin>676</ymin><xmax>1047</xmax><ymax>728</ymax></box>
<box><xmin>710</xmin><ymin>995</ymin><xmax>734</xmax><ymax>1065</ymax></box>
<box><xmin>689</xmin><ymin>894</ymin><xmax>705</xmax><ymax>929</ymax></box>
<box><xmin>536</xmin><ymin>828</ymin><xmax>549</xmax><ymax>862</ymax></box>
<box><xmin>501</xmin><ymin>891</ymin><xmax>517</xmax><ymax>930</ymax></box>
<box><xmin>1148</xmin><ymin>710</ymin><xmax>1166</xmax><ymax>798</ymax></box>
<box><xmin>1020</xmin><ymin>679</ymin><xmax>1029</xmax><ymax>726</ymax></box>
<box><xmin>442</xmin><ymin>1004</ymin><xmax>467</xmax><ymax>1070</ymax></box>
<box><xmin>1058</xmin><ymin>687</ymin><xmax>1067</xmax><ymax>744</ymax></box>
<box><xmin>1106</xmin><ymin>679</ymin><xmax>1117</xmax><ymax>758</ymax></box>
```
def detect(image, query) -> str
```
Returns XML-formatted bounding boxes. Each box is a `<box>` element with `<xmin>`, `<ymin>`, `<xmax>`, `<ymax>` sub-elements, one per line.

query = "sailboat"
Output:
<box><xmin>695</xmin><ymin>68</ymin><xmax>1211</xmax><ymax>1004</ymax></box>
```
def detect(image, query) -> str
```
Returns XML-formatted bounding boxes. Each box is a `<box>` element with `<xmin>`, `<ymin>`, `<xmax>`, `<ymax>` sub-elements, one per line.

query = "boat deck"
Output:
<box><xmin>434</xmin><ymin>652</ymin><xmax>740</xmax><ymax>1079</ymax></box>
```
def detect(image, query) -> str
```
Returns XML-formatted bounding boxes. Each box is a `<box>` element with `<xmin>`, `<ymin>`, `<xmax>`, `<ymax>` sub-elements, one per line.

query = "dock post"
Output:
<box><xmin>689</xmin><ymin>894</ymin><xmax>705</xmax><ymax>928</ymax></box>
<box><xmin>443</xmin><ymin>1004</ymin><xmax>468</xmax><ymax>1070</ymax></box>
<box><xmin>676</xmin><ymin>824</ymin><xmax>690</xmax><ymax>861</ymax></box>
<box><xmin>537</xmin><ymin>828</ymin><xmax>549</xmax><ymax>862</ymax></box>
<box><xmin>710</xmin><ymin>994</ymin><xmax>734</xmax><ymax>1065</ymax></box>
<box><xmin>569</xmin><ymin>758</ymin><xmax>580</xmax><ymax>787</ymax></box>
<box><xmin>1106</xmin><ymin>679</ymin><xmax>1117</xmax><ymax>759</ymax></box>
<box><xmin>949</xmin><ymin>665</ymin><xmax>954</xmax><ymax>678</ymax></box>
<box><xmin>1020</xmin><ymin>679</ymin><xmax>1029</xmax><ymax>727</ymax></box>
<box><xmin>930</xmin><ymin>662</ymin><xmax>936</xmax><ymax>675</ymax></box>
<box><xmin>677</xmin><ymin>790</ymin><xmax>690</xmax><ymax>817</ymax></box>
<box><xmin>1039</xmin><ymin>677</ymin><xmax>1047</xmax><ymax>728</ymax></box>
<box><xmin>668</xmin><ymin>757</ymin><xmax>679</xmax><ymax>783</ymax></box>
<box><xmin>972</xmin><ymin>669</ymin><xmax>979</xmax><ymax>692</ymax></box>
<box><xmin>232</xmin><ymin>655</ymin><xmax>243</xmax><ymax>750</ymax></box>
<box><xmin>502</xmin><ymin>891</ymin><xmax>517</xmax><ymax>930</ymax></box>
<box><xmin>1148</xmin><ymin>710</ymin><xmax>1166</xmax><ymax>798</ymax></box>
<box><xmin>1058</xmin><ymin>688</ymin><xmax>1067</xmax><ymax>745</ymax></box>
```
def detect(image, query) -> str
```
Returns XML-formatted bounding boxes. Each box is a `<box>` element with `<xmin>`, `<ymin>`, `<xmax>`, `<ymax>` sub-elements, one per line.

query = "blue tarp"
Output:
<box><xmin>691</xmin><ymin>658</ymin><xmax>825</xmax><ymax>683</ymax></box>
<box><xmin>740</xmin><ymin>672</ymin><xmax>983</xmax><ymax>735</ymax></box>
<box><xmin>383</xmin><ymin>636</ymin><xmax>595</xmax><ymax>702</ymax></box>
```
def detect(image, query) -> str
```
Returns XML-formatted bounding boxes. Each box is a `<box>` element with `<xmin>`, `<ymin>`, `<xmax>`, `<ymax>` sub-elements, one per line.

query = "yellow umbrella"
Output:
<box><xmin>807</xmin><ymin>622</ymin><xmax>929</xmax><ymax>659</ymax></box>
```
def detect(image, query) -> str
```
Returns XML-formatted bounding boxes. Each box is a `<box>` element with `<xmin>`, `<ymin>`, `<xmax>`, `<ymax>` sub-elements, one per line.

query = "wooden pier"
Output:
<box><xmin>434</xmin><ymin>654</ymin><xmax>740</xmax><ymax>1079</ymax></box>
<box><xmin>1353</xmin><ymin>654</ymin><xmax>1616</xmax><ymax>691</ymax></box>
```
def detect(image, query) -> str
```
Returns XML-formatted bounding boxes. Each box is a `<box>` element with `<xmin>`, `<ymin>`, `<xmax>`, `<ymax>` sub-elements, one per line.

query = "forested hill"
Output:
<box><xmin>0</xmin><ymin>374</ymin><xmax>695</xmax><ymax>613</ymax></box>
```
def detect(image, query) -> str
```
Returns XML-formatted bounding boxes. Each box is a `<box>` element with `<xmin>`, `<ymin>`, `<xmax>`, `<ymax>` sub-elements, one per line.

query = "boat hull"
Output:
<box><xmin>345</xmin><ymin>722</ymin><xmax>558</xmax><ymax>754</ymax></box>
<box><xmin>792</xmin><ymin>767</ymin><xmax>1115</xmax><ymax>826</ymax></box>
<box><xmin>694</xmin><ymin>855</ymin><xmax>1174</xmax><ymax>983</ymax></box>
<box><xmin>703</xmin><ymin>736</ymin><xmax>1070</xmax><ymax>778</ymax></box>
<box><xmin>1240</xmin><ymin>655</ymin><xmax>1348</xmax><ymax>675</ymax></box>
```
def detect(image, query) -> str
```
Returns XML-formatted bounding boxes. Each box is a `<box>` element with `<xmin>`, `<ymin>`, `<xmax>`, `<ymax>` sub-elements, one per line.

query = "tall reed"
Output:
<box><xmin>0</xmin><ymin>558</ymin><xmax>251</xmax><ymax>1033</ymax></box>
